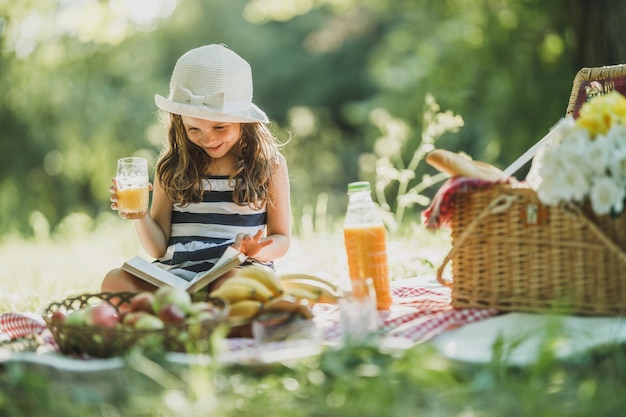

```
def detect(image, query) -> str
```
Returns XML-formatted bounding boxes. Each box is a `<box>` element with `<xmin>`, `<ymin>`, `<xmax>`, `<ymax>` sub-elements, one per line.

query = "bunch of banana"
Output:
<box><xmin>210</xmin><ymin>266</ymin><xmax>342</xmax><ymax>325</ymax></box>
<box><xmin>279</xmin><ymin>273</ymin><xmax>343</xmax><ymax>304</ymax></box>
<box><xmin>209</xmin><ymin>265</ymin><xmax>283</xmax><ymax>322</ymax></box>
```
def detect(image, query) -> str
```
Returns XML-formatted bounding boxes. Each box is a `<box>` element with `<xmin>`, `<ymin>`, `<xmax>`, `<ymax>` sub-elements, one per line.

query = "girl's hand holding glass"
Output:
<box><xmin>111</xmin><ymin>157</ymin><xmax>153</xmax><ymax>220</ymax></box>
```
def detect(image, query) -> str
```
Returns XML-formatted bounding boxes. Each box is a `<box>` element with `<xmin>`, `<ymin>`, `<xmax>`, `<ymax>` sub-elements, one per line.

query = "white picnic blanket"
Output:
<box><xmin>431</xmin><ymin>310</ymin><xmax>626</xmax><ymax>366</ymax></box>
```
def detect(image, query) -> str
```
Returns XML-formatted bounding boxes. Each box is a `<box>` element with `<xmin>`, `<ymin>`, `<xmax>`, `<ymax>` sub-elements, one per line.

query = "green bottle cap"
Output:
<box><xmin>347</xmin><ymin>181</ymin><xmax>371</xmax><ymax>193</ymax></box>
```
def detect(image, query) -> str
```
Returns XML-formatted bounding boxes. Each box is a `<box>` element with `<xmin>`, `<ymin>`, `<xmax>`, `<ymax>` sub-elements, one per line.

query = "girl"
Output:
<box><xmin>101</xmin><ymin>44</ymin><xmax>290</xmax><ymax>293</ymax></box>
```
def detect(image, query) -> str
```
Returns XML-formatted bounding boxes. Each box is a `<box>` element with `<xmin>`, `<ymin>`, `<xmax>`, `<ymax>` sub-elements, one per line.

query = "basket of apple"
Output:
<box><xmin>43</xmin><ymin>287</ymin><xmax>228</xmax><ymax>358</ymax></box>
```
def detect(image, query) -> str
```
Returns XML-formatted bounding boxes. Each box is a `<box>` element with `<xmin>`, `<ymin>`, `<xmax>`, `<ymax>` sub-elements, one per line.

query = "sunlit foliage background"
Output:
<box><xmin>1</xmin><ymin>0</ymin><xmax>625</xmax><ymax>239</ymax></box>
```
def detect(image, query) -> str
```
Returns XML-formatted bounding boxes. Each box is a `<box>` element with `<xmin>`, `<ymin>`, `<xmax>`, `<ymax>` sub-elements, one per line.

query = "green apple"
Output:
<box><xmin>152</xmin><ymin>287</ymin><xmax>192</xmax><ymax>315</ymax></box>
<box><xmin>188</xmin><ymin>301</ymin><xmax>220</xmax><ymax>321</ymax></box>
<box><xmin>134</xmin><ymin>313</ymin><xmax>165</xmax><ymax>330</ymax></box>
<box><xmin>187</xmin><ymin>310</ymin><xmax>217</xmax><ymax>325</ymax></box>
<box><xmin>64</xmin><ymin>309</ymin><xmax>86</xmax><ymax>326</ymax></box>
<box><xmin>122</xmin><ymin>311</ymin><xmax>146</xmax><ymax>327</ymax></box>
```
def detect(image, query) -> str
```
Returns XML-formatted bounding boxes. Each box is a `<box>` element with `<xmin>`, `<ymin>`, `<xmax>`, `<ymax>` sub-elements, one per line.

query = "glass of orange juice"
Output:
<box><xmin>116</xmin><ymin>157</ymin><xmax>149</xmax><ymax>219</ymax></box>
<box><xmin>339</xmin><ymin>277</ymin><xmax>378</xmax><ymax>345</ymax></box>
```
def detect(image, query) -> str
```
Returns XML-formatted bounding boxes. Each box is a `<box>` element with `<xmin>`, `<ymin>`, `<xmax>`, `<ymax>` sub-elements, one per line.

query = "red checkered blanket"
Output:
<box><xmin>0</xmin><ymin>284</ymin><xmax>499</xmax><ymax>356</ymax></box>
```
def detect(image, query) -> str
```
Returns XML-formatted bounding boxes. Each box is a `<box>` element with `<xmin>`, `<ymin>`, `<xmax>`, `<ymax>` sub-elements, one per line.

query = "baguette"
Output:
<box><xmin>426</xmin><ymin>149</ymin><xmax>508</xmax><ymax>182</ymax></box>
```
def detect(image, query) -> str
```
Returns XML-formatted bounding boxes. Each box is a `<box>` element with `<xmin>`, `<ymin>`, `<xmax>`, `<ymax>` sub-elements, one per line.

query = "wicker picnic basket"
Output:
<box><xmin>436</xmin><ymin>64</ymin><xmax>626</xmax><ymax>316</ymax></box>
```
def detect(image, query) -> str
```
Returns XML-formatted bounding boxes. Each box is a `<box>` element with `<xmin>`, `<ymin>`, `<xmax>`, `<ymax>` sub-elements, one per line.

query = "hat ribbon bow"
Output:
<box><xmin>172</xmin><ymin>85</ymin><xmax>227</xmax><ymax>110</ymax></box>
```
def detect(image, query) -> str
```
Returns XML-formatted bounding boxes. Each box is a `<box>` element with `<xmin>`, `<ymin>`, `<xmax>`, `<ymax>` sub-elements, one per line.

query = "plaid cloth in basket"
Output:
<box><xmin>422</xmin><ymin>176</ymin><xmax>510</xmax><ymax>230</ymax></box>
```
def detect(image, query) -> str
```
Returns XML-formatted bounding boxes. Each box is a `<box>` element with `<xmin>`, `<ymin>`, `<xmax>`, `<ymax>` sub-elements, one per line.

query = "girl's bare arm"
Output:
<box><xmin>133</xmin><ymin>177</ymin><xmax>172</xmax><ymax>258</ymax></box>
<box><xmin>247</xmin><ymin>154</ymin><xmax>291</xmax><ymax>262</ymax></box>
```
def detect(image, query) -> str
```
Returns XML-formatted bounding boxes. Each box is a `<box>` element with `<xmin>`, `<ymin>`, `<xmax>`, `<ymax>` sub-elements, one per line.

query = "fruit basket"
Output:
<box><xmin>43</xmin><ymin>291</ymin><xmax>228</xmax><ymax>358</ymax></box>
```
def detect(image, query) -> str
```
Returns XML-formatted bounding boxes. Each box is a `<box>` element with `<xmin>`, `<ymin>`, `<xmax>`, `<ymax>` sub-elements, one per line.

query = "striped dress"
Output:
<box><xmin>153</xmin><ymin>176</ymin><xmax>270</xmax><ymax>280</ymax></box>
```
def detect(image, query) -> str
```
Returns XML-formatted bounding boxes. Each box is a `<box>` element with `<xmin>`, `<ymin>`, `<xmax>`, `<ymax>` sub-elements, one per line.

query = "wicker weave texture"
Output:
<box><xmin>438</xmin><ymin>185</ymin><xmax>626</xmax><ymax>316</ymax></box>
<box><xmin>566</xmin><ymin>64</ymin><xmax>626</xmax><ymax>116</ymax></box>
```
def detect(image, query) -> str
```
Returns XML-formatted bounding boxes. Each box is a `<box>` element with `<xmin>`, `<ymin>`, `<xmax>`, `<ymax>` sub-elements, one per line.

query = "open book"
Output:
<box><xmin>122</xmin><ymin>246</ymin><xmax>248</xmax><ymax>293</ymax></box>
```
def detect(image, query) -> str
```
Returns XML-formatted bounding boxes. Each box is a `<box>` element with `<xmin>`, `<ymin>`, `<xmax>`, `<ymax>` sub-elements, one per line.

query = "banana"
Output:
<box><xmin>228</xmin><ymin>299</ymin><xmax>264</xmax><ymax>320</ymax></box>
<box><xmin>235</xmin><ymin>265</ymin><xmax>283</xmax><ymax>296</ymax></box>
<box><xmin>209</xmin><ymin>283</ymin><xmax>255</xmax><ymax>304</ymax></box>
<box><xmin>281</xmin><ymin>278</ymin><xmax>342</xmax><ymax>304</ymax></box>
<box><xmin>265</xmin><ymin>295</ymin><xmax>314</xmax><ymax>319</ymax></box>
<box><xmin>219</xmin><ymin>276</ymin><xmax>274</xmax><ymax>302</ymax></box>
<box><xmin>280</xmin><ymin>273</ymin><xmax>340</xmax><ymax>293</ymax></box>
<box><xmin>282</xmin><ymin>286</ymin><xmax>322</xmax><ymax>303</ymax></box>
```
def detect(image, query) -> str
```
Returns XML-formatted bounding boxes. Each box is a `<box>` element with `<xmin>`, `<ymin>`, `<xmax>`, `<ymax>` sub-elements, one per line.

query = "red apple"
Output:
<box><xmin>129</xmin><ymin>292</ymin><xmax>156</xmax><ymax>313</ymax></box>
<box><xmin>152</xmin><ymin>287</ymin><xmax>192</xmax><ymax>315</ymax></box>
<box><xmin>50</xmin><ymin>310</ymin><xmax>68</xmax><ymax>323</ymax></box>
<box><xmin>84</xmin><ymin>303</ymin><xmax>120</xmax><ymax>328</ymax></box>
<box><xmin>158</xmin><ymin>304</ymin><xmax>186</xmax><ymax>324</ymax></box>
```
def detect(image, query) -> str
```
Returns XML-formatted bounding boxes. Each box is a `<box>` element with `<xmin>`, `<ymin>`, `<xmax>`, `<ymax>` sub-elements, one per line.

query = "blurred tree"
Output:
<box><xmin>568</xmin><ymin>0</ymin><xmax>626</xmax><ymax>67</ymax></box>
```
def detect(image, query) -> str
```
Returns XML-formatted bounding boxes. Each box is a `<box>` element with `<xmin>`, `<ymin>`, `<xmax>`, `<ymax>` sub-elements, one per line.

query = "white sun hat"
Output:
<box><xmin>154</xmin><ymin>44</ymin><xmax>269</xmax><ymax>123</ymax></box>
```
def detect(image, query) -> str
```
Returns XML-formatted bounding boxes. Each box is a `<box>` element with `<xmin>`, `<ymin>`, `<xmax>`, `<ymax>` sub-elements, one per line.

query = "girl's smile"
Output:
<box><xmin>180</xmin><ymin>116</ymin><xmax>241</xmax><ymax>158</ymax></box>
<box><xmin>204</xmin><ymin>142</ymin><xmax>224</xmax><ymax>152</ymax></box>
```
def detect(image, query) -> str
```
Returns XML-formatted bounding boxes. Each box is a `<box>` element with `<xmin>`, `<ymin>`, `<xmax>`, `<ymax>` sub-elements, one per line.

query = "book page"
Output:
<box><xmin>121</xmin><ymin>257</ymin><xmax>192</xmax><ymax>291</ymax></box>
<box><xmin>185</xmin><ymin>247</ymin><xmax>248</xmax><ymax>293</ymax></box>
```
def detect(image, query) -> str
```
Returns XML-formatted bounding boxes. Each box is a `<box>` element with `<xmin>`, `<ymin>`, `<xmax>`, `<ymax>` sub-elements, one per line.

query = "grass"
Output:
<box><xmin>0</xmin><ymin>212</ymin><xmax>449</xmax><ymax>314</ymax></box>
<box><xmin>0</xmin><ymin>213</ymin><xmax>138</xmax><ymax>314</ymax></box>
<box><xmin>1</xmin><ymin>214</ymin><xmax>626</xmax><ymax>417</ymax></box>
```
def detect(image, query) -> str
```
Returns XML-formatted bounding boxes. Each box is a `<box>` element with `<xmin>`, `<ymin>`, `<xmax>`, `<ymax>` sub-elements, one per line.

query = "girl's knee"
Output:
<box><xmin>101</xmin><ymin>268</ymin><xmax>155</xmax><ymax>293</ymax></box>
<box><xmin>101</xmin><ymin>268</ymin><xmax>126</xmax><ymax>292</ymax></box>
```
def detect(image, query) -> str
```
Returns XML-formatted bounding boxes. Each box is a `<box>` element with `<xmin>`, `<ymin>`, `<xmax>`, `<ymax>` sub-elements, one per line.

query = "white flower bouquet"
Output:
<box><xmin>527</xmin><ymin>92</ymin><xmax>626</xmax><ymax>216</ymax></box>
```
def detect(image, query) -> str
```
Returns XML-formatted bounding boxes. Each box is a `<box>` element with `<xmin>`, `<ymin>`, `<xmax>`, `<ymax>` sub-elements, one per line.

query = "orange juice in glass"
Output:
<box><xmin>116</xmin><ymin>157</ymin><xmax>149</xmax><ymax>219</ymax></box>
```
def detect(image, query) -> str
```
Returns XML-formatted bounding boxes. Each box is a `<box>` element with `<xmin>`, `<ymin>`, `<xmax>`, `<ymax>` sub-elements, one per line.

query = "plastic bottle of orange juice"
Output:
<box><xmin>343</xmin><ymin>181</ymin><xmax>392</xmax><ymax>310</ymax></box>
